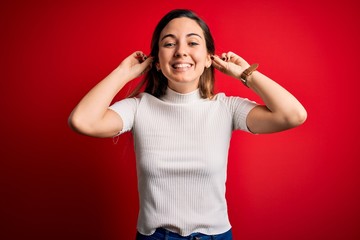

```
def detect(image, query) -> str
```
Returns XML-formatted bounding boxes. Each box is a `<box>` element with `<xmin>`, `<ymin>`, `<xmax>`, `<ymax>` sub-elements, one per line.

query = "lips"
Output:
<box><xmin>172</xmin><ymin>63</ymin><xmax>193</xmax><ymax>69</ymax></box>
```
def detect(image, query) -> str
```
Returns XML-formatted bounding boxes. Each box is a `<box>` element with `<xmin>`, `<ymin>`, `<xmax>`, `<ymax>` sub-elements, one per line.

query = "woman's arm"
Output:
<box><xmin>211</xmin><ymin>52</ymin><xmax>307</xmax><ymax>134</ymax></box>
<box><xmin>68</xmin><ymin>51</ymin><xmax>153</xmax><ymax>137</ymax></box>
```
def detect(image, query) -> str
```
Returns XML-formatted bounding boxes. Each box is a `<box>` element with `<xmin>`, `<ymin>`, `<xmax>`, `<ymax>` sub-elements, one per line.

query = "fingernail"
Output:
<box><xmin>211</xmin><ymin>56</ymin><xmax>214</xmax><ymax>60</ymax></box>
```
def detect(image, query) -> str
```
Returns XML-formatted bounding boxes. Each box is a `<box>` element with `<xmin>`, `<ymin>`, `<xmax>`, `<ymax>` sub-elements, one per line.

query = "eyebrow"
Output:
<box><xmin>160</xmin><ymin>33</ymin><xmax>202</xmax><ymax>42</ymax></box>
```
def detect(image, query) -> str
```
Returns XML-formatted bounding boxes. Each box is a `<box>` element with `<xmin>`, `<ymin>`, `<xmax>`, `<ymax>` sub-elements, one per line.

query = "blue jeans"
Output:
<box><xmin>136</xmin><ymin>228</ymin><xmax>232</xmax><ymax>240</ymax></box>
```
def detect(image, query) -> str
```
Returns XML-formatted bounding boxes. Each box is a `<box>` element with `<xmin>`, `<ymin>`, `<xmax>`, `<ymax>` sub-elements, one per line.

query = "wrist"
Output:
<box><xmin>245</xmin><ymin>70</ymin><xmax>261</xmax><ymax>87</ymax></box>
<box><xmin>114</xmin><ymin>66</ymin><xmax>134</xmax><ymax>83</ymax></box>
<box><xmin>240</xmin><ymin>63</ymin><xmax>259</xmax><ymax>87</ymax></box>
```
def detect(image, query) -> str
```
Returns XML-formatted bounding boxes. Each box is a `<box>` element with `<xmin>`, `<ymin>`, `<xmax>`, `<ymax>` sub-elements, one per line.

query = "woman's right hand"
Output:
<box><xmin>118</xmin><ymin>51</ymin><xmax>153</xmax><ymax>82</ymax></box>
<box><xmin>69</xmin><ymin>51</ymin><xmax>153</xmax><ymax>137</ymax></box>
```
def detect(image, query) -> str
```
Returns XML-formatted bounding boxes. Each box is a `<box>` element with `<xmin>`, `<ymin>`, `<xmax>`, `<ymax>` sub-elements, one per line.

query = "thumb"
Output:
<box><xmin>211</xmin><ymin>55</ymin><xmax>228</xmax><ymax>73</ymax></box>
<box><xmin>138</xmin><ymin>56</ymin><xmax>154</xmax><ymax>75</ymax></box>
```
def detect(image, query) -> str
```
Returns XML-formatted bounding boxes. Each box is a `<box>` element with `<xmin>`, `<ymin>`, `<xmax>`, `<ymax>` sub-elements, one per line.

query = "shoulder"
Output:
<box><xmin>120</xmin><ymin>92</ymin><xmax>155</xmax><ymax>104</ymax></box>
<box><xmin>212</xmin><ymin>92</ymin><xmax>258</xmax><ymax>111</ymax></box>
<box><xmin>136</xmin><ymin>92</ymin><xmax>163</xmax><ymax>105</ymax></box>
<box><xmin>213</xmin><ymin>92</ymin><xmax>247</xmax><ymax>104</ymax></box>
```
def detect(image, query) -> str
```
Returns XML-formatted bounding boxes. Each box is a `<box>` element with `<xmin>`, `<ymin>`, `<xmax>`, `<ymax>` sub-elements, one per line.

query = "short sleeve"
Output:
<box><xmin>108</xmin><ymin>97</ymin><xmax>139</xmax><ymax>135</ymax></box>
<box><xmin>217</xmin><ymin>94</ymin><xmax>258</xmax><ymax>132</ymax></box>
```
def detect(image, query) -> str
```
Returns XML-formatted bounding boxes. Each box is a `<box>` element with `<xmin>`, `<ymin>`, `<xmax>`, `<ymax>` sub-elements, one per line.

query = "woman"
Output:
<box><xmin>69</xmin><ymin>9</ymin><xmax>307</xmax><ymax>240</ymax></box>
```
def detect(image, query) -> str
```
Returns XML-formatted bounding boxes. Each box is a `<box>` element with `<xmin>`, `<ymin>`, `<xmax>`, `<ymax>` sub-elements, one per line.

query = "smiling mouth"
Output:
<box><xmin>172</xmin><ymin>63</ymin><xmax>193</xmax><ymax>70</ymax></box>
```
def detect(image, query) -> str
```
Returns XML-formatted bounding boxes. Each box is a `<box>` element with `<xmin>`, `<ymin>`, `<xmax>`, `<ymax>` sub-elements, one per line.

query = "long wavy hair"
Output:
<box><xmin>129</xmin><ymin>9</ymin><xmax>215</xmax><ymax>99</ymax></box>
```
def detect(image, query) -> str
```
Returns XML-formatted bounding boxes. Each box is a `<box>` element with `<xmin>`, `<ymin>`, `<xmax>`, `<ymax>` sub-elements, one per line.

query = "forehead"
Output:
<box><xmin>160</xmin><ymin>17</ymin><xmax>204</xmax><ymax>38</ymax></box>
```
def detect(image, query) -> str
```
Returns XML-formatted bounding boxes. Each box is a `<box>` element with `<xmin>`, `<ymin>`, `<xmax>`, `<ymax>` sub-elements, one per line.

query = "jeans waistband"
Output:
<box><xmin>137</xmin><ymin>227</ymin><xmax>232</xmax><ymax>240</ymax></box>
<box><xmin>158</xmin><ymin>228</ymin><xmax>212</xmax><ymax>239</ymax></box>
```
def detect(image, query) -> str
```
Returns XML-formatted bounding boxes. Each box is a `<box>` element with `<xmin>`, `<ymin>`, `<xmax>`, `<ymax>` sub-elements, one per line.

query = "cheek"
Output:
<box><xmin>157</xmin><ymin>51</ymin><xmax>164</xmax><ymax>63</ymax></box>
<box><xmin>158</xmin><ymin>50</ymin><xmax>170</xmax><ymax>65</ymax></box>
<box><xmin>195</xmin><ymin>53</ymin><xmax>210</xmax><ymax>67</ymax></box>
<box><xmin>195</xmin><ymin>48</ymin><xmax>209</xmax><ymax>61</ymax></box>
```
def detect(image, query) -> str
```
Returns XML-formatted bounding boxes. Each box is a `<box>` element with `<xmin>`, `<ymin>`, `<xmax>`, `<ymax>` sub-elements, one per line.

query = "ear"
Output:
<box><xmin>205</xmin><ymin>54</ymin><xmax>212</xmax><ymax>68</ymax></box>
<box><xmin>156</xmin><ymin>62</ymin><xmax>161</xmax><ymax>71</ymax></box>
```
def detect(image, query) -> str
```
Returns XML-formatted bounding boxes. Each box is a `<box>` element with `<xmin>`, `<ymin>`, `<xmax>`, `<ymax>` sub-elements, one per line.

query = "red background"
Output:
<box><xmin>1</xmin><ymin>0</ymin><xmax>359</xmax><ymax>239</ymax></box>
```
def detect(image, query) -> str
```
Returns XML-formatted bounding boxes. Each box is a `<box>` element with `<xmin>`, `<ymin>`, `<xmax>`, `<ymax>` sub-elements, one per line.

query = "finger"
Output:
<box><xmin>211</xmin><ymin>55</ymin><xmax>225</xmax><ymax>64</ymax></box>
<box><xmin>212</xmin><ymin>61</ymin><xmax>224</xmax><ymax>72</ymax></box>
<box><xmin>223</xmin><ymin>51</ymin><xmax>234</xmax><ymax>61</ymax></box>
<box><xmin>230</xmin><ymin>53</ymin><xmax>248</xmax><ymax>65</ymax></box>
<box><xmin>134</xmin><ymin>51</ymin><xmax>147</xmax><ymax>63</ymax></box>
<box><xmin>134</xmin><ymin>51</ymin><xmax>144</xmax><ymax>58</ymax></box>
<box><xmin>142</xmin><ymin>56</ymin><xmax>154</xmax><ymax>66</ymax></box>
<box><xmin>211</xmin><ymin>55</ymin><xmax>227</xmax><ymax>72</ymax></box>
<box><xmin>227</xmin><ymin>51</ymin><xmax>237</xmax><ymax>62</ymax></box>
<box><xmin>139</xmin><ymin>56</ymin><xmax>154</xmax><ymax>75</ymax></box>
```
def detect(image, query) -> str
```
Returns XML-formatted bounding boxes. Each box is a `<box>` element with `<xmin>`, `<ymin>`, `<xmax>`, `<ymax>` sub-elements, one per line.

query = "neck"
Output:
<box><xmin>161</xmin><ymin>87</ymin><xmax>202</xmax><ymax>103</ymax></box>
<box><xmin>167</xmin><ymin>81</ymin><xmax>199</xmax><ymax>94</ymax></box>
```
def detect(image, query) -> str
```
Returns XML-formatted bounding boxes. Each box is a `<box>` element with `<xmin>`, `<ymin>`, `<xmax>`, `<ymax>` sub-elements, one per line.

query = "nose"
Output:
<box><xmin>174</xmin><ymin>42</ymin><xmax>187</xmax><ymax>57</ymax></box>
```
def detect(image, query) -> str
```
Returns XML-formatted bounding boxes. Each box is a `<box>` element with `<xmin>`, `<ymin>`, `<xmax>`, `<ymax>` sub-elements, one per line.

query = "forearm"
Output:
<box><xmin>211</xmin><ymin>52</ymin><xmax>306</xmax><ymax>133</ymax></box>
<box><xmin>69</xmin><ymin>66</ymin><xmax>130</xmax><ymax>129</ymax></box>
<box><xmin>246</xmin><ymin>71</ymin><xmax>307</xmax><ymax>127</ymax></box>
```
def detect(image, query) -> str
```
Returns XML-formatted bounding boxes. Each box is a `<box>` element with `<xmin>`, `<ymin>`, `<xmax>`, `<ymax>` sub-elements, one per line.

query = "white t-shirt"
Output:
<box><xmin>109</xmin><ymin>87</ymin><xmax>257</xmax><ymax>236</ymax></box>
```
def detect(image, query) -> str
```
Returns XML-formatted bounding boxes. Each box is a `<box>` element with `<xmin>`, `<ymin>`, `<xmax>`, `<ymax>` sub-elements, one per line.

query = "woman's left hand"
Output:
<box><xmin>212</xmin><ymin>52</ymin><xmax>307</xmax><ymax>134</ymax></box>
<box><xmin>211</xmin><ymin>51</ymin><xmax>250</xmax><ymax>79</ymax></box>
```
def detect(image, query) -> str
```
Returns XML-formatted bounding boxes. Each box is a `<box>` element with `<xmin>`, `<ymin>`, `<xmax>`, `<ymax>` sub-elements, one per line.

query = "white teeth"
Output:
<box><xmin>173</xmin><ymin>63</ymin><xmax>191</xmax><ymax>68</ymax></box>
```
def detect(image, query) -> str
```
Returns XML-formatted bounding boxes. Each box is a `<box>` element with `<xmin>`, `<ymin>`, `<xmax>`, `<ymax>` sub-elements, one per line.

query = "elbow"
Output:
<box><xmin>286</xmin><ymin>107</ymin><xmax>307</xmax><ymax>128</ymax></box>
<box><xmin>68</xmin><ymin>112</ymin><xmax>81</xmax><ymax>133</ymax></box>
<box><xmin>68</xmin><ymin>111</ymin><xmax>90</xmax><ymax>135</ymax></box>
<box><xmin>68</xmin><ymin>111</ymin><xmax>118</xmax><ymax>138</ymax></box>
